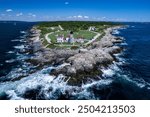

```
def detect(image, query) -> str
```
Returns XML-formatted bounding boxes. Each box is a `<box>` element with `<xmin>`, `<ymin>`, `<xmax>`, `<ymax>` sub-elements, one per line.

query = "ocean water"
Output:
<box><xmin>0</xmin><ymin>21</ymin><xmax>36</xmax><ymax>78</ymax></box>
<box><xmin>0</xmin><ymin>21</ymin><xmax>150</xmax><ymax>100</ymax></box>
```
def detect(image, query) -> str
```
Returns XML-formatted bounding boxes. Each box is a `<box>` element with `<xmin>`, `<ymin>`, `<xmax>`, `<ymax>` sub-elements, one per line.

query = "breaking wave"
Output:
<box><xmin>0</xmin><ymin>65</ymin><xmax>114</xmax><ymax>100</ymax></box>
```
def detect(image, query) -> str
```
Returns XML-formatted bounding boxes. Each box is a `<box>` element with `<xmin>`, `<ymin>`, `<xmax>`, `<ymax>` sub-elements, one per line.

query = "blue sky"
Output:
<box><xmin>0</xmin><ymin>0</ymin><xmax>150</xmax><ymax>22</ymax></box>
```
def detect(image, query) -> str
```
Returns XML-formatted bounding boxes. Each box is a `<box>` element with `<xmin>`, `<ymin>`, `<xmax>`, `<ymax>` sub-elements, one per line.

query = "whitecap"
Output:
<box><xmin>111</xmin><ymin>62</ymin><xmax>121</xmax><ymax>72</ymax></box>
<box><xmin>5</xmin><ymin>59</ymin><xmax>16</xmax><ymax>63</ymax></box>
<box><xmin>82</xmin><ymin>79</ymin><xmax>113</xmax><ymax>89</ymax></box>
<box><xmin>20</xmin><ymin>31</ymin><xmax>26</xmax><ymax>34</ymax></box>
<box><xmin>14</xmin><ymin>45</ymin><xmax>25</xmax><ymax>49</ymax></box>
<box><xmin>0</xmin><ymin>65</ymin><xmax>113</xmax><ymax>100</ymax></box>
<box><xmin>20</xmin><ymin>35</ymin><xmax>26</xmax><ymax>39</ymax></box>
<box><xmin>11</xmin><ymin>39</ymin><xmax>20</xmax><ymax>42</ymax></box>
<box><xmin>119</xmin><ymin>27</ymin><xmax>127</xmax><ymax>30</ymax></box>
<box><xmin>0</xmin><ymin>67</ymin><xmax>64</xmax><ymax>99</ymax></box>
<box><xmin>6</xmin><ymin>90</ymin><xmax>24</xmax><ymax>100</ymax></box>
<box><xmin>112</xmin><ymin>30</ymin><xmax>120</xmax><ymax>35</ymax></box>
<box><xmin>114</xmin><ymin>52</ymin><xmax>126</xmax><ymax>65</ymax></box>
<box><xmin>6</xmin><ymin>51</ymin><xmax>15</xmax><ymax>54</ymax></box>
<box><xmin>20</xmin><ymin>39</ymin><xmax>27</xmax><ymax>43</ymax></box>
<box><xmin>102</xmin><ymin>68</ymin><xmax>115</xmax><ymax>77</ymax></box>
<box><xmin>120</xmin><ymin>42</ymin><xmax>128</xmax><ymax>46</ymax></box>
<box><xmin>116</xmin><ymin>73</ymin><xmax>150</xmax><ymax>90</ymax></box>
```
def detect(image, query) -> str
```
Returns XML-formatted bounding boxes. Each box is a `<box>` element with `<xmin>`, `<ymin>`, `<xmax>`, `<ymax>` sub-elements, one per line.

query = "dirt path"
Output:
<box><xmin>45</xmin><ymin>27</ymin><xmax>101</xmax><ymax>47</ymax></box>
<box><xmin>84</xmin><ymin>32</ymin><xmax>101</xmax><ymax>46</ymax></box>
<box><xmin>45</xmin><ymin>32</ymin><xmax>53</xmax><ymax>44</ymax></box>
<box><xmin>59</xmin><ymin>25</ymin><xmax>64</xmax><ymax>30</ymax></box>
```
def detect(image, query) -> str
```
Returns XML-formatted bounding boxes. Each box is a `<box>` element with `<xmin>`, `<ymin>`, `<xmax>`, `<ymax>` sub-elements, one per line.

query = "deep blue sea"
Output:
<box><xmin>0</xmin><ymin>21</ymin><xmax>150</xmax><ymax>100</ymax></box>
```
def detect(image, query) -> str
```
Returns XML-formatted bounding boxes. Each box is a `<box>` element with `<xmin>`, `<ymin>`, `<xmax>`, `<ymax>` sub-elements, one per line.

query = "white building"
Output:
<box><xmin>89</xmin><ymin>26</ymin><xmax>96</xmax><ymax>31</ymax></box>
<box><xmin>75</xmin><ymin>38</ymin><xmax>84</xmax><ymax>43</ymax></box>
<box><xmin>57</xmin><ymin>36</ymin><xmax>64</xmax><ymax>43</ymax></box>
<box><xmin>66</xmin><ymin>37</ymin><xmax>69</xmax><ymax>42</ymax></box>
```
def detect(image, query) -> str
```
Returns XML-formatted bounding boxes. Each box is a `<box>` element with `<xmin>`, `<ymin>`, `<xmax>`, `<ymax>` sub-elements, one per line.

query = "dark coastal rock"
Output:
<box><xmin>51</xmin><ymin>48</ymin><xmax>114</xmax><ymax>77</ymax></box>
<box><xmin>32</xmin><ymin>41</ymin><xmax>43</xmax><ymax>52</ymax></box>
<box><xmin>78</xmin><ymin>49</ymin><xmax>88</xmax><ymax>53</ymax></box>
<box><xmin>32</xmin><ymin>49</ymin><xmax>78</xmax><ymax>66</ymax></box>
<box><xmin>104</xmin><ymin>46</ymin><xmax>123</xmax><ymax>54</ymax></box>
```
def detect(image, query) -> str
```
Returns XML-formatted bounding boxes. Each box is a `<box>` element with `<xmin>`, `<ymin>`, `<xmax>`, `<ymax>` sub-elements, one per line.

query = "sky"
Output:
<box><xmin>0</xmin><ymin>0</ymin><xmax>150</xmax><ymax>22</ymax></box>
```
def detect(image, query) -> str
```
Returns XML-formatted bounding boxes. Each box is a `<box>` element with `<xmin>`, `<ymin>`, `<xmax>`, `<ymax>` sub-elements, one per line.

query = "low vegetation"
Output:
<box><xmin>36</xmin><ymin>21</ymin><xmax>120</xmax><ymax>49</ymax></box>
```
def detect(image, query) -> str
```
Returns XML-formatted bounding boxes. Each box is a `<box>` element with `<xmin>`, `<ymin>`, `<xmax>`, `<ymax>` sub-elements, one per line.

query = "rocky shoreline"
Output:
<box><xmin>27</xmin><ymin>26</ymin><xmax>124</xmax><ymax>85</ymax></box>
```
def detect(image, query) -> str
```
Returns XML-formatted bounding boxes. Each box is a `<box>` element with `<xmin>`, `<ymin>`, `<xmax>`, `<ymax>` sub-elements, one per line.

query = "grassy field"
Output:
<box><xmin>48</xmin><ymin>30</ymin><xmax>96</xmax><ymax>44</ymax></box>
<box><xmin>37</xmin><ymin>21</ymin><xmax>121</xmax><ymax>49</ymax></box>
<box><xmin>37</xmin><ymin>21</ymin><xmax>120</xmax><ymax>32</ymax></box>
<box><xmin>74</xmin><ymin>30</ymin><xmax>96</xmax><ymax>39</ymax></box>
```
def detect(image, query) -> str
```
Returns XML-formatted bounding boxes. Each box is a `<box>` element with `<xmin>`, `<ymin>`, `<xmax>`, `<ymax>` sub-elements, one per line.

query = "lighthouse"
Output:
<box><xmin>70</xmin><ymin>31</ymin><xmax>74</xmax><ymax>44</ymax></box>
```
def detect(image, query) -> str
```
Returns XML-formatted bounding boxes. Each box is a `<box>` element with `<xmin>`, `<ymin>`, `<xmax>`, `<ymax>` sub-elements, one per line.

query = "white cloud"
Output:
<box><xmin>16</xmin><ymin>13</ymin><xmax>23</xmax><ymax>17</ymax></box>
<box><xmin>1</xmin><ymin>14</ymin><xmax>5</xmax><ymax>16</ymax></box>
<box><xmin>65</xmin><ymin>2</ymin><xmax>69</xmax><ymax>5</ymax></box>
<box><xmin>67</xmin><ymin>16</ymin><xmax>72</xmax><ymax>19</ymax></box>
<box><xmin>6</xmin><ymin>9</ymin><xmax>13</xmax><ymax>12</ymax></box>
<box><xmin>102</xmin><ymin>17</ymin><xmax>106</xmax><ymax>19</ymax></box>
<box><xmin>67</xmin><ymin>15</ymin><xmax>90</xmax><ymax>20</ymax></box>
<box><xmin>28</xmin><ymin>13</ymin><xmax>36</xmax><ymax>17</ymax></box>
<box><xmin>84</xmin><ymin>16</ymin><xmax>89</xmax><ymax>19</ymax></box>
<box><xmin>32</xmin><ymin>14</ymin><xmax>36</xmax><ymax>17</ymax></box>
<box><xmin>77</xmin><ymin>15</ymin><xmax>83</xmax><ymax>18</ymax></box>
<box><xmin>73</xmin><ymin>16</ymin><xmax>77</xmax><ymax>18</ymax></box>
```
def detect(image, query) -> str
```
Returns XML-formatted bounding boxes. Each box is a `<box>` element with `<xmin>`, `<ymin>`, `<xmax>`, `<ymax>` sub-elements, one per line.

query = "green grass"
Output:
<box><xmin>37</xmin><ymin>21</ymin><xmax>121</xmax><ymax>32</ymax></box>
<box><xmin>36</xmin><ymin>21</ymin><xmax>120</xmax><ymax>49</ymax></box>
<box><xmin>48</xmin><ymin>30</ymin><xmax>96</xmax><ymax>44</ymax></box>
<box><xmin>48</xmin><ymin>34</ymin><xmax>56</xmax><ymax>43</ymax></box>
<box><xmin>74</xmin><ymin>30</ymin><xmax>96</xmax><ymax>40</ymax></box>
<box><xmin>42</xmin><ymin>39</ymin><xmax>49</xmax><ymax>46</ymax></box>
<box><xmin>42</xmin><ymin>27</ymin><xmax>106</xmax><ymax>49</ymax></box>
<box><xmin>55</xmin><ymin>31</ymin><xmax>69</xmax><ymax>36</ymax></box>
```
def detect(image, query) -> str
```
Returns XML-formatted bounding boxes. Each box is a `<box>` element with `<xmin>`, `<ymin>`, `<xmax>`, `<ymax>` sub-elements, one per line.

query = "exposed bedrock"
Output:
<box><xmin>28</xmin><ymin>26</ymin><xmax>124</xmax><ymax>85</ymax></box>
<box><xmin>50</xmin><ymin>27</ymin><xmax>123</xmax><ymax>77</ymax></box>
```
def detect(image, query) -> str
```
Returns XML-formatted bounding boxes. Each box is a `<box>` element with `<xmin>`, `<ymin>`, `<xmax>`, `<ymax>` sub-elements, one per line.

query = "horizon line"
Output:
<box><xmin>0</xmin><ymin>20</ymin><xmax>150</xmax><ymax>23</ymax></box>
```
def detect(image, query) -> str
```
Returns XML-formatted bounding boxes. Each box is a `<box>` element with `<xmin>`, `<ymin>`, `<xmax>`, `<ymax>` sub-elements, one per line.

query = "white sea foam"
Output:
<box><xmin>14</xmin><ymin>45</ymin><xmax>25</xmax><ymax>49</ymax></box>
<box><xmin>101</xmin><ymin>62</ymin><xmax>121</xmax><ymax>78</ymax></box>
<box><xmin>120</xmin><ymin>42</ymin><xmax>128</xmax><ymax>46</ymax></box>
<box><xmin>5</xmin><ymin>59</ymin><xmax>16</xmax><ymax>63</ymax></box>
<box><xmin>0</xmin><ymin>65</ymin><xmax>114</xmax><ymax>100</ymax></box>
<box><xmin>3</xmin><ymin>60</ymin><xmax>148</xmax><ymax>100</ymax></box>
<box><xmin>83</xmin><ymin>79</ymin><xmax>113</xmax><ymax>89</ymax></box>
<box><xmin>102</xmin><ymin>68</ymin><xmax>115</xmax><ymax>77</ymax></box>
<box><xmin>20</xmin><ymin>39</ymin><xmax>26</xmax><ymax>43</ymax></box>
<box><xmin>6</xmin><ymin>90</ymin><xmax>24</xmax><ymax>100</ymax></box>
<box><xmin>119</xmin><ymin>74</ymin><xmax>150</xmax><ymax>90</ymax></box>
<box><xmin>20</xmin><ymin>31</ymin><xmax>27</xmax><ymax>34</ymax></box>
<box><xmin>114</xmin><ymin>52</ymin><xmax>126</xmax><ymax>65</ymax></box>
<box><xmin>112</xmin><ymin>30</ymin><xmax>120</xmax><ymax>35</ymax></box>
<box><xmin>6</xmin><ymin>51</ymin><xmax>15</xmax><ymax>54</ymax></box>
<box><xmin>11</xmin><ymin>39</ymin><xmax>20</xmax><ymax>42</ymax></box>
<box><xmin>0</xmin><ymin>66</ymin><xmax>68</xmax><ymax>99</ymax></box>
<box><xmin>119</xmin><ymin>27</ymin><xmax>127</xmax><ymax>30</ymax></box>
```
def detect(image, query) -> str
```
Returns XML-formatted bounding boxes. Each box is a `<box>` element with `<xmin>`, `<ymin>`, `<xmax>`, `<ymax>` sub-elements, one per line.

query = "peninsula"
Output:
<box><xmin>28</xmin><ymin>21</ymin><xmax>123</xmax><ymax>86</ymax></box>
